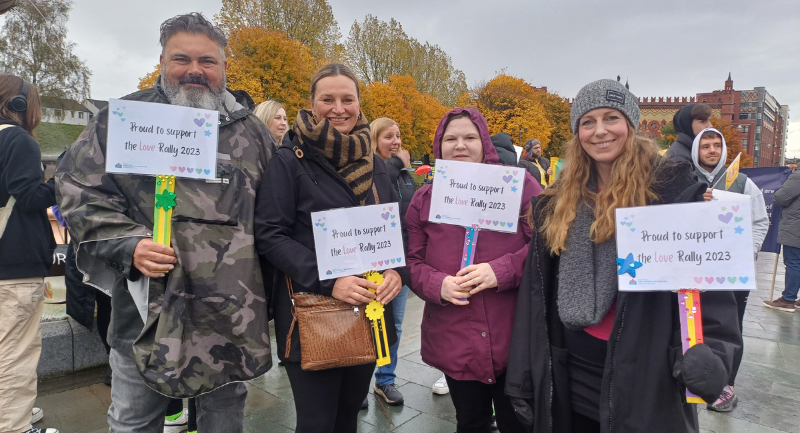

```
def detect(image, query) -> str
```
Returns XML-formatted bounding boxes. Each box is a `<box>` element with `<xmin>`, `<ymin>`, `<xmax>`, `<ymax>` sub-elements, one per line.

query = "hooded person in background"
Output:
<box><xmin>490</xmin><ymin>132</ymin><xmax>520</xmax><ymax>166</ymax></box>
<box><xmin>665</xmin><ymin>103</ymin><xmax>713</xmax><ymax>162</ymax></box>
<box><xmin>520</xmin><ymin>138</ymin><xmax>551</xmax><ymax>187</ymax></box>
<box><xmin>691</xmin><ymin>127</ymin><xmax>768</xmax><ymax>413</ymax></box>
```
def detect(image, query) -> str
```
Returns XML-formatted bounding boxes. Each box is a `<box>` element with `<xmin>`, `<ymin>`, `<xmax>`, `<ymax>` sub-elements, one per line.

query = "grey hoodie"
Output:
<box><xmin>691</xmin><ymin>128</ymin><xmax>769</xmax><ymax>253</ymax></box>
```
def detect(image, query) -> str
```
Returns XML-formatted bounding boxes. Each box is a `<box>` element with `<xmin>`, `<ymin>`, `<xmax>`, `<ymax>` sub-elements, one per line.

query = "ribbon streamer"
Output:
<box><xmin>152</xmin><ymin>175</ymin><xmax>177</xmax><ymax>269</ymax></box>
<box><xmin>364</xmin><ymin>271</ymin><xmax>391</xmax><ymax>367</ymax></box>
<box><xmin>678</xmin><ymin>289</ymin><xmax>705</xmax><ymax>404</ymax></box>
<box><xmin>458</xmin><ymin>225</ymin><xmax>480</xmax><ymax>300</ymax></box>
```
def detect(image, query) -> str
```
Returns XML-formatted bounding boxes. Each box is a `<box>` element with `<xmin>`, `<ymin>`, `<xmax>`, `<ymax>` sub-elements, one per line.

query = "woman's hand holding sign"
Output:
<box><xmin>332</xmin><ymin>276</ymin><xmax>378</xmax><ymax>305</ymax></box>
<box><xmin>457</xmin><ymin>263</ymin><xmax>498</xmax><ymax>295</ymax></box>
<box><xmin>375</xmin><ymin>269</ymin><xmax>402</xmax><ymax>304</ymax></box>
<box><xmin>441</xmin><ymin>275</ymin><xmax>470</xmax><ymax>305</ymax></box>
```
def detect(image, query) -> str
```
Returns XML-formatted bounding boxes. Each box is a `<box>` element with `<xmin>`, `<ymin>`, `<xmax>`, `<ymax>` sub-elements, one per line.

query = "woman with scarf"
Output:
<box><xmin>255</xmin><ymin>63</ymin><xmax>403</xmax><ymax>432</ymax></box>
<box><xmin>405</xmin><ymin>108</ymin><xmax>542</xmax><ymax>433</ymax></box>
<box><xmin>504</xmin><ymin>79</ymin><xmax>741</xmax><ymax>433</ymax></box>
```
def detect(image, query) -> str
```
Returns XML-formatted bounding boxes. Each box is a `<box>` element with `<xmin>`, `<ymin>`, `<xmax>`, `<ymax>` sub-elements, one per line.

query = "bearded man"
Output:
<box><xmin>55</xmin><ymin>13</ymin><xmax>276</xmax><ymax>433</ymax></box>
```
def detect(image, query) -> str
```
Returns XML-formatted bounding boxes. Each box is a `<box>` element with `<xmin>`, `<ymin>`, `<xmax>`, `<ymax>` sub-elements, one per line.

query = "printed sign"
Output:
<box><xmin>105</xmin><ymin>99</ymin><xmax>219</xmax><ymax>180</ymax></box>
<box><xmin>615</xmin><ymin>198</ymin><xmax>756</xmax><ymax>292</ymax></box>
<box><xmin>311</xmin><ymin>203</ymin><xmax>406</xmax><ymax>281</ymax></box>
<box><xmin>428</xmin><ymin>160</ymin><xmax>525</xmax><ymax>233</ymax></box>
<box><xmin>741</xmin><ymin>167</ymin><xmax>792</xmax><ymax>253</ymax></box>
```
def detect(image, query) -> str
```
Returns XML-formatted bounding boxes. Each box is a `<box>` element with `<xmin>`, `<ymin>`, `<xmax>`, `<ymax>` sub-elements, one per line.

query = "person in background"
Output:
<box><xmin>691</xmin><ymin>127</ymin><xmax>768</xmax><ymax>412</ymax></box>
<box><xmin>519</xmin><ymin>138</ymin><xmax>551</xmax><ymax>188</ymax></box>
<box><xmin>253</xmin><ymin>99</ymin><xmax>288</xmax><ymax>144</ymax></box>
<box><xmin>489</xmin><ymin>132</ymin><xmax>519</xmax><ymax>166</ymax></box>
<box><xmin>255</xmin><ymin>63</ymin><xmax>402</xmax><ymax>433</ymax></box>
<box><xmin>367</xmin><ymin>117</ymin><xmax>416</xmax><ymax>407</ymax></box>
<box><xmin>163</xmin><ymin>399</ymin><xmax>196</xmax><ymax>433</ymax></box>
<box><xmin>0</xmin><ymin>73</ymin><xmax>59</xmax><ymax>433</ymax></box>
<box><xmin>505</xmin><ymin>79</ymin><xmax>740</xmax><ymax>433</ymax></box>
<box><xmin>406</xmin><ymin>107</ymin><xmax>541</xmax><ymax>433</ymax></box>
<box><xmin>763</xmin><ymin>168</ymin><xmax>800</xmax><ymax>313</ymax></box>
<box><xmin>664</xmin><ymin>103</ymin><xmax>713</xmax><ymax>163</ymax></box>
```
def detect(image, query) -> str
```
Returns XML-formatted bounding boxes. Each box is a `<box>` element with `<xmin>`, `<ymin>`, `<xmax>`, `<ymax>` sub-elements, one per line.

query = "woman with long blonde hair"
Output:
<box><xmin>504</xmin><ymin>79</ymin><xmax>741</xmax><ymax>433</ymax></box>
<box><xmin>253</xmin><ymin>100</ymin><xmax>288</xmax><ymax>143</ymax></box>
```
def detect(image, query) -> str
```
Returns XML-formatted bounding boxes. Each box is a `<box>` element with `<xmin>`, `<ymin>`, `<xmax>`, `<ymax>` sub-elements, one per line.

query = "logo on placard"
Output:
<box><xmin>326</xmin><ymin>270</ymin><xmax>332</xmax><ymax>275</ymax></box>
<box><xmin>629</xmin><ymin>279</ymin><xmax>637</xmax><ymax>285</ymax></box>
<box><xmin>435</xmin><ymin>214</ymin><xmax>441</xmax><ymax>219</ymax></box>
<box><xmin>115</xmin><ymin>162</ymin><xmax>122</xmax><ymax>168</ymax></box>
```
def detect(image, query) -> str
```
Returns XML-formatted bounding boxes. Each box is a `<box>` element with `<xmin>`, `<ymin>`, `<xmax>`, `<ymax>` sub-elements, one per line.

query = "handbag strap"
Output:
<box><xmin>284</xmin><ymin>275</ymin><xmax>298</xmax><ymax>358</ymax></box>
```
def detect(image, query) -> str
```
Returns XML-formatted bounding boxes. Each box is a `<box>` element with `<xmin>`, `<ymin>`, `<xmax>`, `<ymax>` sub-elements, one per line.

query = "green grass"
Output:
<box><xmin>34</xmin><ymin>122</ymin><xmax>86</xmax><ymax>156</ymax></box>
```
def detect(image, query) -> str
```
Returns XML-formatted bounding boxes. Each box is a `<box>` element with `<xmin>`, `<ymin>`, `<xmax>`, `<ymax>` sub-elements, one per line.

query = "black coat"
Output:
<box><xmin>383</xmin><ymin>156</ymin><xmax>417</xmax><ymax>288</ymax></box>
<box><xmin>665</xmin><ymin>132</ymin><xmax>694</xmax><ymax>164</ymax></box>
<box><xmin>504</xmin><ymin>160</ymin><xmax>741</xmax><ymax>433</ymax></box>
<box><xmin>256</xmin><ymin>132</ymin><xmax>399</xmax><ymax>362</ymax></box>
<box><xmin>520</xmin><ymin>156</ymin><xmax>550</xmax><ymax>186</ymax></box>
<box><xmin>0</xmin><ymin>122</ymin><xmax>56</xmax><ymax>279</ymax></box>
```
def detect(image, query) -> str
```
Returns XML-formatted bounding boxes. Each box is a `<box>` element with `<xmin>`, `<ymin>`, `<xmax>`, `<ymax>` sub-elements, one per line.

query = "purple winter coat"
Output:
<box><xmin>406</xmin><ymin>107</ymin><xmax>542</xmax><ymax>384</ymax></box>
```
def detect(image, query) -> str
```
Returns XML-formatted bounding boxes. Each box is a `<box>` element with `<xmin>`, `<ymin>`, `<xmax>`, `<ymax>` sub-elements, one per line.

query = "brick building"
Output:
<box><xmin>634</xmin><ymin>74</ymin><xmax>789</xmax><ymax>167</ymax></box>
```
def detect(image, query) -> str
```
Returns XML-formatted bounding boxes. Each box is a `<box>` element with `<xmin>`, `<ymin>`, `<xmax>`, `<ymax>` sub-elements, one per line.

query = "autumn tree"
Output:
<box><xmin>215</xmin><ymin>0</ymin><xmax>342</xmax><ymax>60</ymax></box>
<box><xmin>711</xmin><ymin>117</ymin><xmax>753</xmax><ymax>168</ymax></box>
<box><xmin>360</xmin><ymin>75</ymin><xmax>448</xmax><ymax>159</ymax></box>
<box><xmin>225</xmin><ymin>27</ymin><xmax>319</xmax><ymax>121</ymax></box>
<box><xmin>346</xmin><ymin>15</ymin><xmax>466</xmax><ymax>107</ymax></box>
<box><xmin>138</xmin><ymin>65</ymin><xmax>160</xmax><ymax>90</ymax></box>
<box><xmin>539</xmin><ymin>92</ymin><xmax>571</xmax><ymax>158</ymax></box>
<box><xmin>655</xmin><ymin>123</ymin><xmax>677</xmax><ymax>149</ymax></box>
<box><xmin>460</xmin><ymin>74</ymin><xmax>552</xmax><ymax>149</ymax></box>
<box><xmin>0</xmin><ymin>0</ymin><xmax>91</xmax><ymax>101</ymax></box>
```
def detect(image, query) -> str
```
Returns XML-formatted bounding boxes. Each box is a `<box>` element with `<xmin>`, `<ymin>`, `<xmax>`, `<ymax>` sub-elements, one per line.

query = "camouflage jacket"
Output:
<box><xmin>55</xmin><ymin>79</ymin><xmax>276</xmax><ymax>397</ymax></box>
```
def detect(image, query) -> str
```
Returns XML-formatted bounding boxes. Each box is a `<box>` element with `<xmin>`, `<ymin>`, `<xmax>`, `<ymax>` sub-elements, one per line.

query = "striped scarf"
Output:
<box><xmin>293</xmin><ymin>109</ymin><xmax>373</xmax><ymax>205</ymax></box>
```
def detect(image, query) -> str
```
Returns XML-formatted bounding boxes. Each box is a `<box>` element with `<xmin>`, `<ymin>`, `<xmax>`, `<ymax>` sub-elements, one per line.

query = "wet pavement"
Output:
<box><xmin>31</xmin><ymin>252</ymin><xmax>800</xmax><ymax>432</ymax></box>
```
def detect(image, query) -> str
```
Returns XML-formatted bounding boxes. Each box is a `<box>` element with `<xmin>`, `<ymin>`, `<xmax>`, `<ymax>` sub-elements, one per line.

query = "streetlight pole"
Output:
<box><xmin>511</xmin><ymin>125</ymin><xmax>529</xmax><ymax>147</ymax></box>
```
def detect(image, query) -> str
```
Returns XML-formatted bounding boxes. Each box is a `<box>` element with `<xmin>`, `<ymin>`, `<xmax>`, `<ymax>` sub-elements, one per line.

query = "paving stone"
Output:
<box><xmin>392</xmin><ymin>412</ymin><xmax>455</xmax><ymax>433</ymax></box>
<box><xmin>399</xmin><ymin>382</ymin><xmax>457</xmax><ymax>425</ymax></box>
<box><xmin>244</xmin><ymin>414</ymin><xmax>294</xmax><ymax>433</ymax></box>
<box><xmin>358</xmin><ymin>393</ymin><xmax>421</xmax><ymax>430</ymax></box>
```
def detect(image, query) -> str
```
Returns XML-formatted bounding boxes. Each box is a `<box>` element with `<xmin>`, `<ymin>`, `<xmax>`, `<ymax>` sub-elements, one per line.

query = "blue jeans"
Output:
<box><xmin>374</xmin><ymin>285</ymin><xmax>409</xmax><ymax>386</ymax></box>
<box><xmin>780</xmin><ymin>245</ymin><xmax>800</xmax><ymax>303</ymax></box>
<box><xmin>108</xmin><ymin>348</ymin><xmax>247</xmax><ymax>433</ymax></box>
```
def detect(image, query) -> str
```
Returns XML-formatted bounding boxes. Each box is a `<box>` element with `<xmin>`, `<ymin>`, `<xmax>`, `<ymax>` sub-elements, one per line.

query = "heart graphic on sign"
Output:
<box><xmin>626</xmin><ymin>222</ymin><xmax>632</xmax><ymax>227</ymax></box>
<box><xmin>116</xmin><ymin>111</ymin><xmax>123</xmax><ymax>117</ymax></box>
<box><xmin>206</xmin><ymin>123</ymin><xmax>212</xmax><ymax>127</ymax></box>
<box><xmin>716</xmin><ymin>277</ymin><xmax>725</xmax><ymax>284</ymax></box>
<box><xmin>620</xmin><ymin>222</ymin><xmax>627</xmax><ymax>226</ymax></box>
<box><xmin>381</xmin><ymin>212</ymin><xmax>390</xmax><ymax>220</ymax></box>
<box><xmin>500</xmin><ymin>222</ymin><xmax>506</xmax><ymax>227</ymax></box>
<box><xmin>479</xmin><ymin>219</ymin><xmax>484</xmax><ymax>224</ymax></box>
<box><xmin>315</xmin><ymin>222</ymin><xmax>319</xmax><ymax>226</ymax></box>
<box><xmin>739</xmin><ymin>277</ymin><xmax>749</xmax><ymax>284</ymax></box>
<box><xmin>493</xmin><ymin>221</ymin><xmax>499</xmax><ymax>226</ymax></box>
<box><xmin>319</xmin><ymin>223</ymin><xmax>325</xmax><ymax>228</ymax></box>
<box><xmin>705</xmin><ymin>277</ymin><xmax>714</xmax><ymax>284</ymax></box>
<box><xmin>391</xmin><ymin>214</ymin><xmax>395</xmax><ymax>219</ymax></box>
<box><xmin>397</xmin><ymin>257</ymin><xmax>402</xmax><ymax>263</ymax></box>
<box><xmin>630</xmin><ymin>228</ymin><xmax>636</xmax><ymax>232</ymax></box>
<box><xmin>205</xmin><ymin>114</ymin><xmax>211</xmax><ymax>119</ymax></box>
<box><xmin>378</xmin><ymin>260</ymin><xmax>384</xmax><ymax>266</ymax></box>
<box><xmin>193</xmin><ymin>118</ymin><xmax>204</xmax><ymax>127</ymax></box>
<box><xmin>734</xmin><ymin>217</ymin><xmax>743</xmax><ymax>222</ymax></box>
<box><xmin>178</xmin><ymin>167</ymin><xmax>186</xmax><ymax>172</ymax></box>
<box><xmin>727</xmin><ymin>277</ymin><xmax>737</xmax><ymax>284</ymax></box>
<box><xmin>388</xmin><ymin>206</ymin><xmax>393</xmax><ymax>211</ymax></box>
<box><xmin>512</xmin><ymin>171</ymin><xmax>518</xmax><ymax>175</ymax></box>
<box><xmin>371</xmin><ymin>262</ymin><xmax>377</xmax><ymax>267</ymax></box>
<box><xmin>508</xmin><ymin>222</ymin><xmax>514</xmax><ymax>228</ymax></box>
<box><xmin>512</xmin><ymin>179</ymin><xmax>519</xmax><ymax>183</ymax></box>
<box><xmin>323</xmin><ymin>228</ymin><xmax>327</xmax><ymax>231</ymax></box>
<box><xmin>694</xmin><ymin>277</ymin><xmax>703</xmax><ymax>284</ymax></box>
<box><xmin>391</xmin><ymin>259</ymin><xmax>396</xmax><ymax>264</ymax></box>
<box><xmin>732</xmin><ymin>205</ymin><xmax>740</xmax><ymax>212</ymax></box>
<box><xmin>204</xmin><ymin>169</ymin><xmax>211</xmax><ymax>175</ymax></box>
<box><xmin>187</xmin><ymin>168</ymin><xmax>194</xmax><ymax>173</ymax></box>
<box><xmin>485</xmin><ymin>220</ymin><xmax>492</xmax><ymax>225</ymax></box>
<box><xmin>170</xmin><ymin>166</ymin><xmax>177</xmax><ymax>172</ymax></box>
<box><xmin>121</xmin><ymin>118</ymin><xmax>125</xmax><ymax>121</ymax></box>
<box><xmin>718</xmin><ymin>212</ymin><xmax>733</xmax><ymax>224</ymax></box>
<box><xmin>502</xmin><ymin>175</ymin><xmax>512</xmax><ymax>183</ymax></box>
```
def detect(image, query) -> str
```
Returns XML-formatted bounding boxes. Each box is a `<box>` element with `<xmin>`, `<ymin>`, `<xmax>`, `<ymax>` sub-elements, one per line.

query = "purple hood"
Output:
<box><xmin>433</xmin><ymin>107</ymin><xmax>500</xmax><ymax>164</ymax></box>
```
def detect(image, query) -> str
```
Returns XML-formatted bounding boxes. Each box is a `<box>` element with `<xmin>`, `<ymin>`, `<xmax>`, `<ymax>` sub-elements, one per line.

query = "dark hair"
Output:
<box><xmin>700</xmin><ymin>130</ymin><xmax>722</xmax><ymax>141</ymax></box>
<box><xmin>310</xmin><ymin>63</ymin><xmax>360</xmax><ymax>101</ymax></box>
<box><xmin>690</xmin><ymin>104</ymin><xmax>712</xmax><ymax>122</ymax></box>
<box><xmin>0</xmin><ymin>74</ymin><xmax>40</xmax><ymax>135</ymax></box>
<box><xmin>159</xmin><ymin>13</ymin><xmax>227</xmax><ymax>56</ymax></box>
<box><xmin>441</xmin><ymin>111</ymin><xmax>472</xmax><ymax>134</ymax></box>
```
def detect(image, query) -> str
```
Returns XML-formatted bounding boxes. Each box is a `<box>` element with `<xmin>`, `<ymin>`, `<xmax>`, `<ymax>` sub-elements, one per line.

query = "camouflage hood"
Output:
<box><xmin>56</xmin><ymin>82</ymin><xmax>276</xmax><ymax>397</ymax></box>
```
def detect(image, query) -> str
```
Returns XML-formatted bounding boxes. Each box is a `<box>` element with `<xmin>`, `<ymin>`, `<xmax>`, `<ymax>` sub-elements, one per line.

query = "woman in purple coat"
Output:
<box><xmin>406</xmin><ymin>108</ymin><xmax>541</xmax><ymax>433</ymax></box>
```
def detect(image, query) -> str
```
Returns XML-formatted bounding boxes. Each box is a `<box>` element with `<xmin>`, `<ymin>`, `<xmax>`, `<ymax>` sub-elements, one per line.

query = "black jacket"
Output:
<box><xmin>383</xmin><ymin>155</ymin><xmax>417</xmax><ymax>288</ymax></box>
<box><xmin>505</xmin><ymin>160</ymin><xmax>741</xmax><ymax>433</ymax></box>
<box><xmin>0</xmin><ymin>122</ymin><xmax>56</xmax><ymax>279</ymax></box>
<box><xmin>665</xmin><ymin>132</ymin><xmax>694</xmax><ymax>163</ymax></box>
<box><xmin>256</xmin><ymin>132</ymin><xmax>399</xmax><ymax>362</ymax></box>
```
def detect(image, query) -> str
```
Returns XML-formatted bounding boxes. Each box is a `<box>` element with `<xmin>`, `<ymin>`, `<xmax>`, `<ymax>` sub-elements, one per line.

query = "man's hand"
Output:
<box><xmin>546</xmin><ymin>167</ymin><xmax>553</xmax><ymax>176</ymax></box>
<box><xmin>375</xmin><ymin>269</ymin><xmax>402</xmax><ymax>304</ymax></box>
<box><xmin>456</xmin><ymin>263</ymin><xmax>498</xmax><ymax>295</ymax></box>
<box><xmin>332</xmin><ymin>276</ymin><xmax>378</xmax><ymax>305</ymax></box>
<box><xmin>703</xmin><ymin>188</ymin><xmax>713</xmax><ymax>202</ymax></box>
<box><xmin>440</xmin><ymin>275</ymin><xmax>469</xmax><ymax>305</ymax></box>
<box><xmin>133</xmin><ymin>239</ymin><xmax>177</xmax><ymax>278</ymax></box>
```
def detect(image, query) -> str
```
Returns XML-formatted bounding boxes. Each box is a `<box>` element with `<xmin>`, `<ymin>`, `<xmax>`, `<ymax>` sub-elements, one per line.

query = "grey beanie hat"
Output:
<box><xmin>570</xmin><ymin>79</ymin><xmax>640</xmax><ymax>133</ymax></box>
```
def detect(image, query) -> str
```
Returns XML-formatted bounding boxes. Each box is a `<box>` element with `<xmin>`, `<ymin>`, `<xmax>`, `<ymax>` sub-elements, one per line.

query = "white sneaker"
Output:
<box><xmin>164</xmin><ymin>409</ymin><xmax>188</xmax><ymax>433</ymax></box>
<box><xmin>31</xmin><ymin>407</ymin><xmax>44</xmax><ymax>424</ymax></box>
<box><xmin>432</xmin><ymin>374</ymin><xmax>449</xmax><ymax>395</ymax></box>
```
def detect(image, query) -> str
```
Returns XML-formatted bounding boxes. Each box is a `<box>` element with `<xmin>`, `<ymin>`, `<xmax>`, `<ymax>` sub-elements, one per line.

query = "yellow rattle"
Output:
<box><xmin>364</xmin><ymin>271</ymin><xmax>391</xmax><ymax>367</ymax></box>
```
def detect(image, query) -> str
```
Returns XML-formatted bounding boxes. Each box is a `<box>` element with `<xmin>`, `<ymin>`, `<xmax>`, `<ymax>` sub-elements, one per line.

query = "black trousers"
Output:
<box><xmin>284</xmin><ymin>362</ymin><xmax>375</xmax><ymax>433</ymax></box>
<box><xmin>444</xmin><ymin>373</ymin><xmax>526</xmax><ymax>433</ymax></box>
<box><xmin>730</xmin><ymin>290</ymin><xmax>749</xmax><ymax>386</ymax></box>
<box><xmin>571</xmin><ymin>411</ymin><xmax>600</xmax><ymax>433</ymax></box>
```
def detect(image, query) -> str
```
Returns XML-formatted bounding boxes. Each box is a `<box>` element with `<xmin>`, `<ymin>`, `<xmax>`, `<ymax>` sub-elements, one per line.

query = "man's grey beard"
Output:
<box><xmin>161</xmin><ymin>72</ymin><xmax>227</xmax><ymax>110</ymax></box>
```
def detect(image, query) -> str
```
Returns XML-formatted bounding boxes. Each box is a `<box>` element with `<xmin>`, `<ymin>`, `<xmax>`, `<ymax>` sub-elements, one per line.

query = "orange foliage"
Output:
<box><xmin>459</xmin><ymin>74</ymin><xmax>552</xmax><ymax>149</ymax></box>
<box><xmin>360</xmin><ymin>75</ymin><xmax>447</xmax><ymax>159</ymax></box>
<box><xmin>711</xmin><ymin>117</ymin><xmax>753</xmax><ymax>168</ymax></box>
<box><xmin>137</xmin><ymin>64</ymin><xmax>160</xmax><ymax>90</ymax></box>
<box><xmin>225</xmin><ymin>26</ymin><xmax>320</xmax><ymax>121</ymax></box>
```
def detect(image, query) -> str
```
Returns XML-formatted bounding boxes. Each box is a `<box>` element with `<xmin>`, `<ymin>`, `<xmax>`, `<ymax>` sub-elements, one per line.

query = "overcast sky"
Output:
<box><xmin>21</xmin><ymin>0</ymin><xmax>800</xmax><ymax>157</ymax></box>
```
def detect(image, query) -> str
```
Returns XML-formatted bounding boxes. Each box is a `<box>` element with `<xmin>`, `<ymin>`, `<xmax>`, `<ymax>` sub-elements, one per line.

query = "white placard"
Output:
<box><xmin>311</xmin><ymin>203</ymin><xmax>406</xmax><ymax>281</ymax></box>
<box><xmin>105</xmin><ymin>99</ymin><xmax>219</xmax><ymax>180</ymax></box>
<box><xmin>710</xmin><ymin>189</ymin><xmax>748</xmax><ymax>202</ymax></box>
<box><xmin>428</xmin><ymin>159</ymin><xmax>525</xmax><ymax>233</ymax></box>
<box><xmin>615</xmin><ymin>198</ymin><xmax>755</xmax><ymax>291</ymax></box>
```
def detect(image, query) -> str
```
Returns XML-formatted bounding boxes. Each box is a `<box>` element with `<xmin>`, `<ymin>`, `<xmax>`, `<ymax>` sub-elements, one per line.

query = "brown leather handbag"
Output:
<box><xmin>284</xmin><ymin>276</ymin><xmax>376</xmax><ymax>370</ymax></box>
